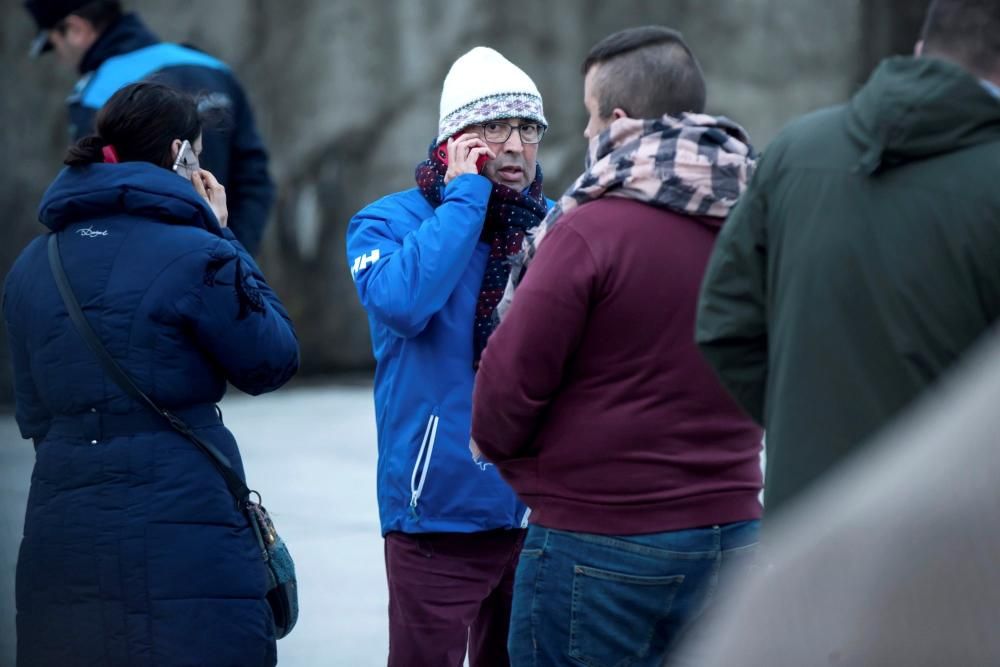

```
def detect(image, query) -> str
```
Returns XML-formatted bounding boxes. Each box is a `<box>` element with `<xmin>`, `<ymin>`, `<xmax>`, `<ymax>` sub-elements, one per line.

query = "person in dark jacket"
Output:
<box><xmin>471</xmin><ymin>27</ymin><xmax>762</xmax><ymax>666</ymax></box>
<box><xmin>3</xmin><ymin>82</ymin><xmax>299</xmax><ymax>667</ymax></box>
<box><xmin>347</xmin><ymin>47</ymin><xmax>552</xmax><ymax>667</ymax></box>
<box><xmin>23</xmin><ymin>0</ymin><xmax>274</xmax><ymax>255</ymax></box>
<box><xmin>695</xmin><ymin>0</ymin><xmax>1000</xmax><ymax>514</ymax></box>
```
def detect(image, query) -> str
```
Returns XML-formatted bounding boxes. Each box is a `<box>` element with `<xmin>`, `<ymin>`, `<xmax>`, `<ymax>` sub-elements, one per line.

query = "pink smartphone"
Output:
<box><xmin>435</xmin><ymin>132</ymin><xmax>489</xmax><ymax>173</ymax></box>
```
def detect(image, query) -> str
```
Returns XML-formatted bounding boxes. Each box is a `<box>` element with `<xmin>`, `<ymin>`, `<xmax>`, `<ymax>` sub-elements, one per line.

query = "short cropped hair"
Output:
<box><xmin>581</xmin><ymin>26</ymin><xmax>706</xmax><ymax>119</ymax></box>
<box><xmin>921</xmin><ymin>0</ymin><xmax>1000</xmax><ymax>77</ymax></box>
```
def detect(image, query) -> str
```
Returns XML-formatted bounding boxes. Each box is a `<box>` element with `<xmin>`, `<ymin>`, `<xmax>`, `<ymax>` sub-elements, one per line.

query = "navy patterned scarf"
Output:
<box><xmin>415</xmin><ymin>142</ymin><xmax>547</xmax><ymax>368</ymax></box>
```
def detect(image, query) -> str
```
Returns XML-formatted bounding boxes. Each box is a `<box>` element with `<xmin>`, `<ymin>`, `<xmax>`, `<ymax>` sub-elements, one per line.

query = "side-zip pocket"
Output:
<box><xmin>409</xmin><ymin>409</ymin><xmax>440</xmax><ymax>516</ymax></box>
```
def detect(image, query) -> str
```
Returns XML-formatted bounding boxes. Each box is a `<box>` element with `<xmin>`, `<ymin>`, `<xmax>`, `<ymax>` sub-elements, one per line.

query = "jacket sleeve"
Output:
<box><xmin>695</xmin><ymin>176</ymin><xmax>769</xmax><ymax>424</ymax></box>
<box><xmin>222</xmin><ymin>81</ymin><xmax>274</xmax><ymax>256</ymax></box>
<box><xmin>180</xmin><ymin>235</ymin><xmax>299</xmax><ymax>395</ymax></box>
<box><xmin>471</xmin><ymin>222</ymin><xmax>595</xmax><ymax>461</ymax></box>
<box><xmin>67</xmin><ymin>102</ymin><xmax>97</xmax><ymax>142</ymax></box>
<box><xmin>3</xmin><ymin>265</ymin><xmax>52</xmax><ymax>445</ymax></box>
<box><xmin>346</xmin><ymin>174</ymin><xmax>492</xmax><ymax>338</ymax></box>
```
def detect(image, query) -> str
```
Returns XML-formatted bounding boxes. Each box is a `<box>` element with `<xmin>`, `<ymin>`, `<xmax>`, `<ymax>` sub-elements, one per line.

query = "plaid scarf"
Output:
<box><xmin>415</xmin><ymin>143</ymin><xmax>547</xmax><ymax>368</ymax></box>
<box><xmin>497</xmin><ymin>112</ymin><xmax>756</xmax><ymax>319</ymax></box>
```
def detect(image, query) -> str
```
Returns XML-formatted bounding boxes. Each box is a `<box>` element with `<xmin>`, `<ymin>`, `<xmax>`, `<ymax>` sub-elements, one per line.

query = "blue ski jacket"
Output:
<box><xmin>347</xmin><ymin>174</ymin><xmax>549</xmax><ymax>535</ymax></box>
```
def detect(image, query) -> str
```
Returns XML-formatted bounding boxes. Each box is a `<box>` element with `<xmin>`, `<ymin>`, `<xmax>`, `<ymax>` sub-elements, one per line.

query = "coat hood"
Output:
<box><xmin>847</xmin><ymin>56</ymin><xmax>1000</xmax><ymax>175</ymax></box>
<box><xmin>38</xmin><ymin>161</ymin><xmax>223</xmax><ymax>235</ymax></box>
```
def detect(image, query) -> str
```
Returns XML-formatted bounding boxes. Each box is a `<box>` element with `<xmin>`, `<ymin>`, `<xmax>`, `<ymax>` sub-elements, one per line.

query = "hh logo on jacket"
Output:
<box><xmin>351</xmin><ymin>249</ymin><xmax>380</xmax><ymax>278</ymax></box>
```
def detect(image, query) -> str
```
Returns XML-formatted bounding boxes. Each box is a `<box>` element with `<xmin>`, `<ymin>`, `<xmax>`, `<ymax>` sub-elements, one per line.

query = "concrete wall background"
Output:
<box><xmin>0</xmin><ymin>0</ymin><xmax>927</xmax><ymax>401</ymax></box>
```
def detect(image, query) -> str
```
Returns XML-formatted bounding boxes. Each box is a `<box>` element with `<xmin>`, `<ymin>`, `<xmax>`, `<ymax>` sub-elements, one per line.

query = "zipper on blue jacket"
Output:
<box><xmin>409</xmin><ymin>410</ymin><xmax>440</xmax><ymax>518</ymax></box>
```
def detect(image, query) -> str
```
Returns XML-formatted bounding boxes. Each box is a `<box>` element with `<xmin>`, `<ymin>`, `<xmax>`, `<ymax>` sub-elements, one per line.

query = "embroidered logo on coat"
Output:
<box><xmin>350</xmin><ymin>249</ymin><xmax>381</xmax><ymax>278</ymax></box>
<box><xmin>76</xmin><ymin>227</ymin><xmax>109</xmax><ymax>238</ymax></box>
<box><xmin>197</xmin><ymin>92</ymin><xmax>233</xmax><ymax>113</ymax></box>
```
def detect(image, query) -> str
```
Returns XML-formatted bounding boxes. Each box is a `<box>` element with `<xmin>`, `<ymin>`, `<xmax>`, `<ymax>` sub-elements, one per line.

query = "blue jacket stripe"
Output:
<box><xmin>81</xmin><ymin>43</ymin><xmax>229</xmax><ymax>109</ymax></box>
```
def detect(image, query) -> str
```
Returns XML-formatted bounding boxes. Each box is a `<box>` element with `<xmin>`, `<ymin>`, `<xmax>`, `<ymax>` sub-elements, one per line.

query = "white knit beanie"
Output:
<box><xmin>436</xmin><ymin>47</ymin><xmax>547</xmax><ymax>145</ymax></box>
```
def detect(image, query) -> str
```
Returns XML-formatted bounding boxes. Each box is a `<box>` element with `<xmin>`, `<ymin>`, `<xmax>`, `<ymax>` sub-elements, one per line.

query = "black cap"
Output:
<box><xmin>23</xmin><ymin>0</ymin><xmax>93</xmax><ymax>58</ymax></box>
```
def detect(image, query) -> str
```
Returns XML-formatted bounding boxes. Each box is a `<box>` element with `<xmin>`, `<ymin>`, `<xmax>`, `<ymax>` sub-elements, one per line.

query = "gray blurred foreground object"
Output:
<box><xmin>678</xmin><ymin>326</ymin><xmax>1000</xmax><ymax>666</ymax></box>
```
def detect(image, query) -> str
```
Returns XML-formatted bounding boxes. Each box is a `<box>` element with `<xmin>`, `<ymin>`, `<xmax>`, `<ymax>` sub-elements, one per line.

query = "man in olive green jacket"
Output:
<box><xmin>696</xmin><ymin>0</ymin><xmax>1000</xmax><ymax>514</ymax></box>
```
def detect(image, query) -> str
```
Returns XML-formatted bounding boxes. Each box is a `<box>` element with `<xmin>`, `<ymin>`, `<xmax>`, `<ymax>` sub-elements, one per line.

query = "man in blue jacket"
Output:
<box><xmin>23</xmin><ymin>0</ymin><xmax>274</xmax><ymax>255</ymax></box>
<box><xmin>347</xmin><ymin>46</ymin><xmax>551</xmax><ymax>666</ymax></box>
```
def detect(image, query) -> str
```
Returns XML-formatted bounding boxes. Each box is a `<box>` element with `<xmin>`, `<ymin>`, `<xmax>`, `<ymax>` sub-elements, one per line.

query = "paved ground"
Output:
<box><xmin>0</xmin><ymin>383</ymin><xmax>391</xmax><ymax>666</ymax></box>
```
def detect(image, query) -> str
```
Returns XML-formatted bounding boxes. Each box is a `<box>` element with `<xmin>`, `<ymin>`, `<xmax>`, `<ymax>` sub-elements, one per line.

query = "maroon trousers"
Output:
<box><xmin>384</xmin><ymin>529</ymin><xmax>525</xmax><ymax>667</ymax></box>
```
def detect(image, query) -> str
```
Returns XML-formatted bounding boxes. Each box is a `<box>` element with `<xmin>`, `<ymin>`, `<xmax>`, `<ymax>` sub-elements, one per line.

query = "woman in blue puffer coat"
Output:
<box><xmin>3</xmin><ymin>82</ymin><xmax>299</xmax><ymax>667</ymax></box>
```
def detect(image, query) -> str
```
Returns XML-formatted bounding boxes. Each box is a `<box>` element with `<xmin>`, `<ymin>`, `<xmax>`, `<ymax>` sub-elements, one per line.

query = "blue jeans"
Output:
<box><xmin>507</xmin><ymin>521</ymin><xmax>759</xmax><ymax>667</ymax></box>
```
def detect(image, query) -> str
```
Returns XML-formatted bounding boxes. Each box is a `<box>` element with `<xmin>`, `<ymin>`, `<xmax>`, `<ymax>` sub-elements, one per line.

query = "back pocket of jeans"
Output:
<box><xmin>569</xmin><ymin>565</ymin><xmax>684</xmax><ymax>667</ymax></box>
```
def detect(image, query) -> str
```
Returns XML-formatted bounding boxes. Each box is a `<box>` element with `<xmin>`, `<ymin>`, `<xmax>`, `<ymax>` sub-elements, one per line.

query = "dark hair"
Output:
<box><xmin>54</xmin><ymin>0</ymin><xmax>122</xmax><ymax>34</ymax></box>
<box><xmin>920</xmin><ymin>0</ymin><xmax>1000</xmax><ymax>77</ymax></box>
<box><xmin>65</xmin><ymin>82</ymin><xmax>201</xmax><ymax>167</ymax></box>
<box><xmin>581</xmin><ymin>26</ymin><xmax>706</xmax><ymax>119</ymax></box>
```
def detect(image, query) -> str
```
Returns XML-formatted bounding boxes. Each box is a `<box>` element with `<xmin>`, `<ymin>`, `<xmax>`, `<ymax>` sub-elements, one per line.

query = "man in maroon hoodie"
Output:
<box><xmin>471</xmin><ymin>26</ymin><xmax>764</xmax><ymax>666</ymax></box>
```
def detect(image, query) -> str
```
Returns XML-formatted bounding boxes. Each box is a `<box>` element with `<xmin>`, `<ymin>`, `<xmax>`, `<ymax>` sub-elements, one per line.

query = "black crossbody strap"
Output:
<box><xmin>47</xmin><ymin>233</ymin><xmax>252</xmax><ymax>505</ymax></box>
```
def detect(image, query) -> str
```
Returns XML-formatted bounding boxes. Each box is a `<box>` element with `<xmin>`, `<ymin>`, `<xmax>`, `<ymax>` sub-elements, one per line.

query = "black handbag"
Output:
<box><xmin>47</xmin><ymin>233</ymin><xmax>299</xmax><ymax>639</ymax></box>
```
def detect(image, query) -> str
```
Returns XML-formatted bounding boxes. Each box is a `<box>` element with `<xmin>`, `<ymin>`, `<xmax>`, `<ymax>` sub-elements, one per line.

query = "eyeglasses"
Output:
<box><xmin>478</xmin><ymin>121</ymin><xmax>546</xmax><ymax>144</ymax></box>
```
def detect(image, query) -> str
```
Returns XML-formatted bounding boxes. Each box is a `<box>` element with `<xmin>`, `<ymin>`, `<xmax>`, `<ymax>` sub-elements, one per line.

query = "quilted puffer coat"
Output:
<box><xmin>3</xmin><ymin>161</ymin><xmax>299</xmax><ymax>667</ymax></box>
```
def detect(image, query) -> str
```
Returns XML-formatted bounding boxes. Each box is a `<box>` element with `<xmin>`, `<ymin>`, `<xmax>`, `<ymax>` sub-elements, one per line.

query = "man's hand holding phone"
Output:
<box><xmin>191</xmin><ymin>169</ymin><xmax>228</xmax><ymax>229</ymax></box>
<box><xmin>443</xmin><ymin>133</ymin><xmax>495</xmax><ymax>184</ymax></box>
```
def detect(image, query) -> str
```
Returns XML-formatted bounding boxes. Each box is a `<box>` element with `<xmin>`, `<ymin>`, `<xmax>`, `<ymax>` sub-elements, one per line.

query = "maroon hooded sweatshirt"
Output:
<box><xmin>471</xmin><ymin>198</ymin><xmax>763</xmax><ymax>535</ymax></box>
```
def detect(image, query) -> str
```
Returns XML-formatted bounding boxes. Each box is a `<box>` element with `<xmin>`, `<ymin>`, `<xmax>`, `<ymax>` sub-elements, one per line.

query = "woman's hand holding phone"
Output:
<box><xmin>191</xmin><ymin>169</ymin><xmax>228</xmax><ymax>228</ymax></box>
<box><xmin>444</xmin><ymin>133</ymin><xmax>495</xmax><ymax>184</ymax></box>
